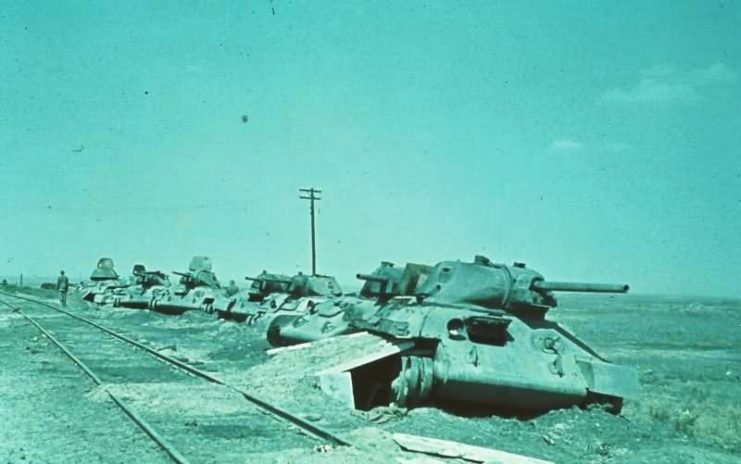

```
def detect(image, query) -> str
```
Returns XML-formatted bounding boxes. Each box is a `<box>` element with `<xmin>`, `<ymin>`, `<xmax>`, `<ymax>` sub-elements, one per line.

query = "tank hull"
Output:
<box><xmin>270</xmin><ymin>295</ymin><xmax>638</xmax><ymax>414</ymax></box>
<box><xmin>367</xmin><ymin>301</ymin><xmax>639</xmax><ymax>414</ymax></box>
<box><xmin>148</xmin><ymin>287</ymin><xmax>221</xmax><ymax>315</ymax></box>
<box><xmin>274</xmin><ymin>297</ymin><xmax>376</xmax><ymax>345</ymax></box>
<box><xmin>213</xmin><ymin>292</ymin><xmax>342</xmax><ymax>328</ymax></box>
<box><xmin>79</xmin><ymin>280</ymin><xmax>127</xmax><ymax>304</ymax></box>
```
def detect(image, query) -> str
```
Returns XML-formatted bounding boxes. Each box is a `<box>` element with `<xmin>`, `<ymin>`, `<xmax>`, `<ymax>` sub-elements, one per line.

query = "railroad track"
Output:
<box><xmin>0</xmin><ymin>289</ymin><xmax>352</xmax><ymax>463</ymax></box>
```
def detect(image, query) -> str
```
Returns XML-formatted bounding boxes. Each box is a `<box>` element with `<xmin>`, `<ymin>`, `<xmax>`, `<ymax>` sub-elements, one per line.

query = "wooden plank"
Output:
<box><xmin>392</xmin><ymin>433</ymin><xmax>555</xmax><ymax>464</ymax></box>
<box><xmin>395</xmin><ymin>457</ymin><xmax>447</xmax><ymax>464</ymax></box>
<box><xmin>265</xmin><ymin>331</ymin><xmax>368</xmax><ymax>356</ymax></box>
<box><xmin>318</xmin><ymin>339</ymin><xmax>415</xmax><ymax>375</ymax></box>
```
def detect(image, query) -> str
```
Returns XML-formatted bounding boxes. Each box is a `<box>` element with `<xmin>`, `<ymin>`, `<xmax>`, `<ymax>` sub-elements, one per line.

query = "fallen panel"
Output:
<box><xmin>392</xmin><ymin>433</ymin><xmax>555</xmax><ymax>464</ymax></box>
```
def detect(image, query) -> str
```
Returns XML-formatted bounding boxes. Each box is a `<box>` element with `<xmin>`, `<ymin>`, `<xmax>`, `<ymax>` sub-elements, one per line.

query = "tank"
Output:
<box><xmin>245</xmin><ymin>271</ymin><xmax>294</xmax><ymax>301</ymax></box>
<box><xmin>356</xmin><ymin>260</ymin><xmax>433</xmax><ymax>302</ymax></box>
<box><xmin>214</xmin><ymin>272</ymin><xmax>343</xmax><ymax>328</ymax></box>
<box><xmin>271</xmin><ymin>261</ymin><xmax>433</xmax><ymax>345</ymax></box>
<box><xmin>112</xmin><ymin>264</ymin><xmax>171</xmax><ymax>309</ymax></box>
<box><xmin>211</xmin><ymin>271</ymin><xmax>293</xmax><ymax>322</ymax></box>
<box><xmin>79</xmin><ymin>258</ymin><xmax>127</xmax><ymax>303</ymax></box>
<box><xmin>270</xmin><ymin>255</ymin><xmax>638</xmax><ymax>415</ymax></box>
<box><xmin>148</xmin><ymin>256</ymin><xmax>223</xmax><ymax>315</ymax></box>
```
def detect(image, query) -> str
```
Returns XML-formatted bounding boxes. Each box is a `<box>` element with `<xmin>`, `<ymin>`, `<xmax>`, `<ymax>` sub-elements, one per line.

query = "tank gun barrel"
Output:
<box><xmin>532</xmin><ymin>281</ymin><xmax>629</xmax><ymax>293</ymax></box>
<box><xmin>135</xmin><ymin>270</ymin><xmax>164</xmax><ymax>277</ymax></box>
<box><xmin>108</xmin><ymin>284</ymin><xmax>130</xmax><ymax>289</ymax></box>
<box><xmin>356</xmin><ymin>273</ymin><xmax>390</xmax><ymax>284</ymax></box>
<box><xmin>245</xmin><ymin>275</ymin><xmax>292</xmax><ymax>284</ymax></box>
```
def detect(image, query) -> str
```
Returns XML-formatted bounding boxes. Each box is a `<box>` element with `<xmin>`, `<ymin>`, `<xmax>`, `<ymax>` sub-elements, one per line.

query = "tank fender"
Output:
<box><xmin>576</xmin><ymin>358</ymin><xmax>640</xmax><ymax>399</ymax></box>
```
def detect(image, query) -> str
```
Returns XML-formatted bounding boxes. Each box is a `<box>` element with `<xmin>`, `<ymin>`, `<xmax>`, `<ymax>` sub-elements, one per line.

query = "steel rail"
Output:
<box><xmin>0</xmin><ymin>290</ymin><xmax>352</xmax><ymax>447</ymax></box>
<box><xmin>0</xmin><ymin>298</ymin><xmax>191</xmax><ymax>464</ymax></box>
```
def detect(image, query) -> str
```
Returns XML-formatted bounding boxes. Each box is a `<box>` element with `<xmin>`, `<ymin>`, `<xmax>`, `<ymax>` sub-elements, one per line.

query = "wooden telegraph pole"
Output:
<box><xmin>299</xmin><ymin>188</ymin><xmax>322</xmax><ymax>275</ymax></box>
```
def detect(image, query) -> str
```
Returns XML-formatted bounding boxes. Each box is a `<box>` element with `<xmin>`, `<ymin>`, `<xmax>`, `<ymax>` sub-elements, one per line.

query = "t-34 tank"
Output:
<box><xmin>112</xmin><ymin>264</ymin><xmax>171</xmax><ymax>309</ymax></box>
<box><xmin>211</xmin><ymin>271</ymin><xmax>293</xmax><ymax>322</ymax></box>
<box><xmin>80</xmin><ymin>258</ymin><xmax>127</xmax><ymax>304</ymax></box>
<box><xmin>270</xmin><ymin>255</ymin><xmax>638</xmax><ymax>415</ymax></box>
<box><xmin>216</xmin><ymin>272</ymin><xmax>343</xmax><ymax>327</ymax></box>
<box><xmin>258</xmin><ymin>273</ymin><xmax>343</xmax><ymax>327</ymax></box>
<box><xmin>271</xmin><ymin>261</ymin><xmax>433</xmax><ymax>345</ymax></box>
<box><xmin>148</xmin><ymin>256</ymin><xmax>222</xmax><ymax>315</ymax></box>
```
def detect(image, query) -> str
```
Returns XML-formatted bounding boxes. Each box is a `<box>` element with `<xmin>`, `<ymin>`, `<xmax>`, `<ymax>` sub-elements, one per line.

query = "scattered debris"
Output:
<box><xmin>358</xmin><ymin>404</ymin><xmax>408</xmax><ymax>424</ymax></box>
<box><xmin>313</xmin><ymin>444</ymin><xmax>334</xmax><ymax>453</ymax></box>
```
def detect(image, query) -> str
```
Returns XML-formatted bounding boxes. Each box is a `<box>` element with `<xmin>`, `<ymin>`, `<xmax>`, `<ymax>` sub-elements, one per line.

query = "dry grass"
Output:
<box><xmin>641</xmin><ymin>382</ymin><xmax>741</xmax><ymax>451</ymax></box>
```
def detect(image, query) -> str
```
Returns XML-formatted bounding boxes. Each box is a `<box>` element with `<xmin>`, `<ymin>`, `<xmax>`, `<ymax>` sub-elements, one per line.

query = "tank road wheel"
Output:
<box><xmin>265</xmin><ymin>315</ymin><xmax>298</xmax><ymax>347</ymax></box>
<box><xmin>391</xmin><ymin>356</ymin><xmax>434</xmax><ymax>408</ymax></box>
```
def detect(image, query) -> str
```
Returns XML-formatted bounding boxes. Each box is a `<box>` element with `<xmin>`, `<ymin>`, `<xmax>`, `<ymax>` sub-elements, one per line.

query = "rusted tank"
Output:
<box><xmin>269</xmin><ymin>255</ymin><xmax>638</xmax><ymax>415</ymax></box>
<box><xmin>246</xmin><ymin>271</ymin><xmax>294</xmax><ymax>302</ymax></box>
<box><xmin>211</xmin><ymin>271</ymin><xmax>292</xmax><ymax>322</ymax></box>
<box><xmin>214</xmin><ymin>272</ymin><xmax>343</xmax><ymax>327</ymax></box>
<box><xmin>112</xmin><ymin>264</ymin><xmax>171</xmax><ymax>309</ymax></box>
<box><xmin>79</xmin><ymin>258</ymin><xmax>127</xmax><ymax>303</ymax></box>
<box><xmin>148</xmin><ymin>256</ymin><xmax>223</xmax><ymax>315</ymax></box>
<box><xmin>271</xmin><ymin>261</ymin><xmax>432</xmax><ymax>345</ymax></box>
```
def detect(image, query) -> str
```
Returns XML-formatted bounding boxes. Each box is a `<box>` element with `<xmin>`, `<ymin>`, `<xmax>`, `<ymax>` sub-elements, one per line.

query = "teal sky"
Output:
<box><xmin>1</xmin><ymin>1</ymin><xmax>740</xmax><ymax>296</ymax></box>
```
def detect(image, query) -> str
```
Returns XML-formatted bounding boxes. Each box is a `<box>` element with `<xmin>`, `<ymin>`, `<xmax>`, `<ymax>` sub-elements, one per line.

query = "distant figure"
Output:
<box><xmin>225</xmin><ymin>279</ymin><xmax>239</xmax><ymax>297</ymax></box>
<box><xmin>1</xmin><ymin>279</ymin><xmax>6</xmax><ymax>286</ymax></box>
<box><xmin>56</xmin><ymin>270</ymin><xmax>70</xmax><ymax>307</ymax></box>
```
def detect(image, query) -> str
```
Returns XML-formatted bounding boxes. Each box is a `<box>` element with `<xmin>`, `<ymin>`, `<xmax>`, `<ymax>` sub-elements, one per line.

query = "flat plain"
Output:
<box><xmin>1</xmin><ymin>288</ymin><xmax>739</xmax><ymax>463</ymax></box>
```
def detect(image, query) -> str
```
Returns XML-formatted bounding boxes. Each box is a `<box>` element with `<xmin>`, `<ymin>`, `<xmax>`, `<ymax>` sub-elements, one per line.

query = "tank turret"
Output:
<box><xmin>418</xmin><ymin>256</ymin><xmax>628</xmax><ymax>317</ymax></box>
<box><xmin>90</xmin><ymin>257</ymin><xmax>119</xmax><ymax>281</ymax></box>
<box><xmin>357</xmin><ymin>261</ymin><xmax>402</xmax><ymax>298</ymax></box>
<box><xmin>147</xmin><ymin>257</ymin><xmax>222</xmax><ymax>315</ymax></box>
<box><xmin>288</xmin><ymin>273</ymin><xmax>342</xmax><ymax>298</ymax></box>
<box><xmin>109</xmin><ymin>265</ymin><xmax>171</xmax><ymax>310</ymax></box>
<box><xmin>358</xmin><ymin>261</ymin><xmax>434</xmax><ymax>302</ymax></box>
<box><xmin>131</xmin><ymin>264</ymin><xmax>170</xmax><ymax>288</ymax></box>
<box><xmin>172</xmin><ymin>256</ymin><xmax>220</xmax><ymax>289</ymax></box>
<box><xmin>80</xmin><ymin>257</ymin><xmax>126</xmax><ymax>302</ymax></box>
<box><xmin>173</xmin><ymin>270</ymin><xmax>220</xmax><ymax>289</ymax></box>
<box><xmin>245</xmin><ymin>272</ymin><xmax>293</xmax><ymax>302</ymax></box>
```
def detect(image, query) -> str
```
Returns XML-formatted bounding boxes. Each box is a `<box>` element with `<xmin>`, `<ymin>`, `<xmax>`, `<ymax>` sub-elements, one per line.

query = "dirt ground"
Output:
<box><xmin>1</xmin><ymin>287</ymin><xmax>739</xmax><ymax>463</ymax></box>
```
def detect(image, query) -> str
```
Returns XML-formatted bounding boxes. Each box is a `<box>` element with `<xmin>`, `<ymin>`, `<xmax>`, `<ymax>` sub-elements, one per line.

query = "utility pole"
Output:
<box><xmin>299</xmin><ymin>187</ymin><xmax>322</xmax><ymax>275</ymax></box>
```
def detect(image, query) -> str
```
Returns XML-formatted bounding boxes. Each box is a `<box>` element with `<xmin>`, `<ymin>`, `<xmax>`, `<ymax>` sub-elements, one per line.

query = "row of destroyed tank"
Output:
<box><xmin>76</xmin><ymin>255</ymin><xmax>639</xmax><ymax>416</ymax></box>
<box><xmin>78</xmin><ymin>256</ymin><xmax>342</xmax><ymax>324</ymax></box>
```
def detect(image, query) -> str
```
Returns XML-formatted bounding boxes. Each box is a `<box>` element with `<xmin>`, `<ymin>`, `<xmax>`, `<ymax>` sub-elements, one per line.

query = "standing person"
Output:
<box><xmin>56</xmin><ymin>270</ymin><xmax>69</xmax><ymax>307</ymax></box>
